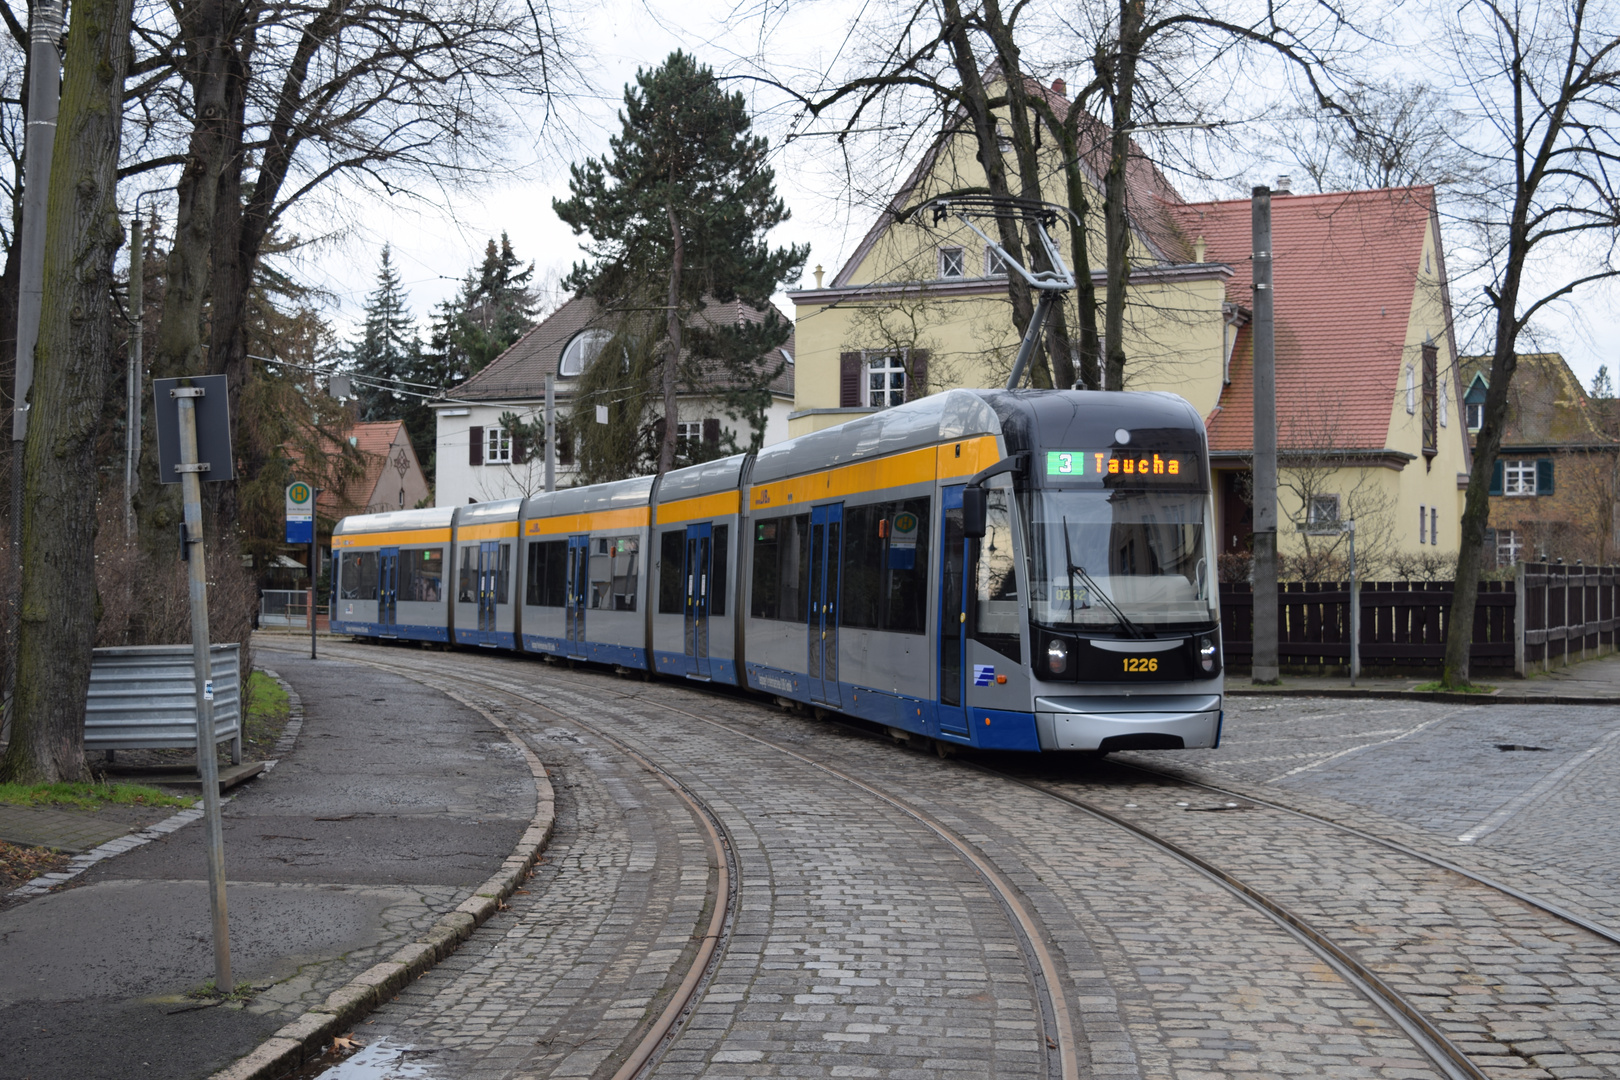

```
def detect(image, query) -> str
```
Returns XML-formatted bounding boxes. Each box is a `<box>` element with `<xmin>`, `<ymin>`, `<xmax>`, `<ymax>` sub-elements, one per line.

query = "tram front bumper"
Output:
<box><xmin>1034</xmin><ymin>694</ymin><xmax>1222</xmax><ymax>751</ymax></box>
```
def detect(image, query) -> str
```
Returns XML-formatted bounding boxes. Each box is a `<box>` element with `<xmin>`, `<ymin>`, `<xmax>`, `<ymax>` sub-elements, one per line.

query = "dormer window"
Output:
<box><xmin>1467</xmin><ymin>403</ymin><xmax>1483</xmax><ymax>431</ymax></box>
<box><xmin>558</xmin><ymin>328</ymin><xmax>611</xmax><ymax>377</ymax></box>
<box><xmin>938</xmin><ymin>247</ymin><xmax>965</xmax><ymax>279</ymax></box>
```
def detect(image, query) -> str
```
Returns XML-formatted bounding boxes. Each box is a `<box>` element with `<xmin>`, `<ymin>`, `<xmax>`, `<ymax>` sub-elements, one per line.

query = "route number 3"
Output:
<box><xmin>1123</xmin><ymin>657</ymin><xmax>1159</xmax><ymax>673</ymax></box>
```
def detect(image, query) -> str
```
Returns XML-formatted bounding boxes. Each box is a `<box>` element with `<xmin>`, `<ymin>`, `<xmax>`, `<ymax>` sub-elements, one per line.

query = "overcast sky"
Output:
<box><xmin>280</xmin><ymin>0</ymin><xmax>1619</xmax><ymax>391</ymax></box>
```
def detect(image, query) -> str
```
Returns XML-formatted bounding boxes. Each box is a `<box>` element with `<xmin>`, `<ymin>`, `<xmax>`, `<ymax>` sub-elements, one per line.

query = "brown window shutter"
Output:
<box><xmin>469</xmin><ymin>425</ymin><xmax>483</xmax><ymax>466</ymax></box>
<box><xmin>557</xmin><ymin>428</ymin><xmax>574</xmax><ymax>466</ymax></box>
<box><xmin>702</xmin><ymin>418</ymin><xmax>721</xmax><ymax>446</ymax></box>
<box><xmin>839</xmin><ymin>352</ymin><xmax>861</xmax><ymax>408</ymax></box>
<box><xmin>906</xmin><ymin>350</ymin><xmax>930</xmax><ymax>401</ymax></box>
<box><xmin>513</xmin><ymin>430</ymin><xmax>529</xmax><ymax>464</ymax></box>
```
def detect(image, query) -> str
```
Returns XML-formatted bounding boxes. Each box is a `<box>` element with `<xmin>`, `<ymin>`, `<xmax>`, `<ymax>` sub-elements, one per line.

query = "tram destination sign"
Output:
<box><xmin>1045</xmin><ymin>449</ymin><xmax>1192</xmax><ymax>481</ymax></box>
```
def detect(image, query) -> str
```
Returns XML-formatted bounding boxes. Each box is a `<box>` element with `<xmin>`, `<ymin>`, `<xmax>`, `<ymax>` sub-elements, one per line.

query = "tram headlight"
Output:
<box><xmin>1046</xmin><ymin>638</ymin><xmax>1069</xmax><ymax>674</ymax></box>
<box><xmin>1198</xmin><ymin>634</ymin><xmax>1218</xmax><ymax>672</ymax></box>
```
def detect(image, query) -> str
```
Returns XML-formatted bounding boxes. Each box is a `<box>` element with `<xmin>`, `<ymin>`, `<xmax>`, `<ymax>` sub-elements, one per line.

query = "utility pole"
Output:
<box><xmin>1251</xmin><ymin>186</ymin><xmax>1279</xmax><ymax>684</ymax></box>
<box><xmin>544</xmin><ymin>374</ymin><xmax>556</xmax><ymax>492</ymax></box>
<box><xmin>310</xmin><ymin>489</ymin><xmax>320</xmax><ymax>660</ymax></box>
<box><xmin>125</xmin><ymin>214</ymin><xmax>144</xmax><ymax>537</ymax></box>
<box><xmin>7</xmin><ymin>0</ymin><xmax>63</xmax><ymax>698</ymax></box>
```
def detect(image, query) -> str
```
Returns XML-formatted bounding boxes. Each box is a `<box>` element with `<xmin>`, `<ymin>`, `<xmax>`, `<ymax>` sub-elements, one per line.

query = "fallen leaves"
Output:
<box><xmin>0</xmin><ymin>840</ymin><xmax>70</xmax><ymax>890</ymax></box>
<box><xmin>332</xmin><ymin>1033</ymin><xmax>360</xmax><ymax>1051</ymax></box>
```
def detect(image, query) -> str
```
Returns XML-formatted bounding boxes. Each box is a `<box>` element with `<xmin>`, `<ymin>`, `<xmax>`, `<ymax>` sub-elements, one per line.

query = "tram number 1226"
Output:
<box><xmin>1122</xmin><ymin>657</ymin><xmax>1160</xmax><ymax>673</ymax></box>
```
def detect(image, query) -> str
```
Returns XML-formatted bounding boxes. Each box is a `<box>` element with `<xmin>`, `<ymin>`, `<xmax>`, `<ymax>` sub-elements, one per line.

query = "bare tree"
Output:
<box><xmin>1274</xmin><ymin>396</ymin><xmax>1397</xmax><ymax>580</ymax></box>
<box><xmin>1440</xmin><ymin>0</ymin><xmax>1620</xmax><ymax>687</ymax></box>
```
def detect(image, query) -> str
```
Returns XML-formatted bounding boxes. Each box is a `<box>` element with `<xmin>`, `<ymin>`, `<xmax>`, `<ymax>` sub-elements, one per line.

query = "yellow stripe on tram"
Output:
<box><xmin>332</xmin><ymin>527</ymin><xmax>452</xmax><ymax>549</ymax></box>
<box><xmin>656</xmin><ymin>490</ymin><xmax>740</xmax><ymax>526</ymax></box>
<box><xmin>748</xmin><ymin>434</ymin><xmax>1002</xmax><ymax>510</ymax></box>
<box><xmin>524</xmin><ymin>506</ymin><xmax>650</xmax><ymax>537</ymax></box>
<box><xmin>457</xmin><ymin>521</ymin><xmax>521</xmax><ymax>541</ymax></box>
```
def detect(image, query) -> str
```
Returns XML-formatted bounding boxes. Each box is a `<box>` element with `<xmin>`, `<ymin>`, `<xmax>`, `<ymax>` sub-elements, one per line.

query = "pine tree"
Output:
<box><xmin>1593</xmin><ymin>365</ymin><xmax>1613</xmax><ymax>400</ymax></box>
<box><xmin>458</xmin><ymin>234</ymin><xmax>540</xmax><ymax>373</ymax></box>
<box><xmin>553</xmin><ymin>50</ymin><xmax>807</xmax><ymax>474</ymax></box>
<box><xmin>347</xmin><ymin>245</ymin><xmax>422</xmax><ymax>422</ymax></box>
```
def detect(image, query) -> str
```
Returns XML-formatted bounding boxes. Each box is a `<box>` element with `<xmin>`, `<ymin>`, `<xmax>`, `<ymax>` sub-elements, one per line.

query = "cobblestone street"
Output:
<box><xmin>269</xmin><ymin>643</ymin><xmax>1620</xmax><ymax>1080</ymax></box>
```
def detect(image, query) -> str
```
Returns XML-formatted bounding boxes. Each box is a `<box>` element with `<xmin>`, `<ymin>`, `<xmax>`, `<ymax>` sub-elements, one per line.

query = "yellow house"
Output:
<box><xmin>788</xmin><ymin>87</ymin><xmax>1470</xmax><ymax>575</ymax></box>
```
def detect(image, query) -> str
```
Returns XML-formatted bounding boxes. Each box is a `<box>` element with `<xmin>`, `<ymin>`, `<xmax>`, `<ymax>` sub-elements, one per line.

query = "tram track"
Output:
<box><xmin>274</xmin><ymin>639</ymin><xmax>1620</xmax><ymax>1079</ymax></box>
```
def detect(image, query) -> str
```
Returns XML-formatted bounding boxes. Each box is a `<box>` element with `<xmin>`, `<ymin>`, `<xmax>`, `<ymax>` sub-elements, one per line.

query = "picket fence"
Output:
<box><xmin>1217</xmin><ymin>562</ymin><xmax>1620</xmax><ymax>676</ymax></box>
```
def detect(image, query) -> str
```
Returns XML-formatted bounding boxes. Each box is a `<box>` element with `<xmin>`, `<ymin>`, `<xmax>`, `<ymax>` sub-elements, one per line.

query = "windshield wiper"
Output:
<box><xmin>1060</xmin><ymin>516</ymin><xmax>1147</xmax><ymax>639</ymax></box>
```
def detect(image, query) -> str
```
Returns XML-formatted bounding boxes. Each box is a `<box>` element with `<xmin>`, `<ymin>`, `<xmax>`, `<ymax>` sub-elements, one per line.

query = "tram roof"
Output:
<box><xmin>456</xmin><ymin>498</ymin><xmax>524</xmax><ymax>525</ymax></box>
<box><xmin>657</xmin><ymin>453</ymin><xmax>748</xmax><ymax>503</ymax></box>
<box><xmin>523</xmin><ymin>474</ymin><xmax>656</xmax><ymax>520</ymax></box>
<box><xmin>975</xmin><ymin>390</ymin><xmax>1206</xmax><ymax>455</ymax></box>
<box><xmin>752</xmin><ymin>389</ymin><xmax>1004</xmax><ymax>486</ymax></box>
<box><xmin>332</xmin><ymin>505</ymin><xmax>456</xmax><ymax>536</ymax></box>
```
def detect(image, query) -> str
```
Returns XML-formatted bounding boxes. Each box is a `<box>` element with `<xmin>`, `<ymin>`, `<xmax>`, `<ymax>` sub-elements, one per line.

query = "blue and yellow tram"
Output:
<box><xmin>329</xmin><ymin>388</ymin><xmax>1223</xmax><ymax>753</ymax></box>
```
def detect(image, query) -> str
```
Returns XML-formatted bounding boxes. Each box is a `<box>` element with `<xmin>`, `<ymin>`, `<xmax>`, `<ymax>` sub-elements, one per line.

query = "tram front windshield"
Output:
<box><xmin>1023</xmin><ymin>490</ymin><xmax>1214</xmax><ymax>632</ymax></box>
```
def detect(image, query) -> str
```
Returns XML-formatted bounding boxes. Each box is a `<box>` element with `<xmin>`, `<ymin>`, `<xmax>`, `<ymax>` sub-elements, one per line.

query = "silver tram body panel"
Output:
<box><xmin>330</xmin><ymin>506</ymin><xmax>455</xmax><ymax>642</ymax></box>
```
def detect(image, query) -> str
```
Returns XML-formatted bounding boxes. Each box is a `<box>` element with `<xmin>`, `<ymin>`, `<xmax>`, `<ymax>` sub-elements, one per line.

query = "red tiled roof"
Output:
<box><xmin>1171</xmin><ymin>187</ymin><xmax>1437</xmax><ymax>452</ymax></box>
<box><xmin>315</xmin><ymin>420</ymin><xmax>409</xmax><ymax>513</ymax></box>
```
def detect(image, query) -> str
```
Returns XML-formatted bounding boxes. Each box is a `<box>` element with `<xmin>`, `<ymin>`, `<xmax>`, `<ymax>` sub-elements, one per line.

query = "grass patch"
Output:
<box><xmin>1412</xmin><ymin>680</ymin><xmax>1497</xmax><ymax>694</ymax></box>
<box><xmin>0</xmin><ymin>781</ymin><xmax>193</xmax><ymax>810</ymax></box>
<box><xmin>245</xmin><ymin>670</ymin><xmax>289</xmax><ymax>724</ymax></box>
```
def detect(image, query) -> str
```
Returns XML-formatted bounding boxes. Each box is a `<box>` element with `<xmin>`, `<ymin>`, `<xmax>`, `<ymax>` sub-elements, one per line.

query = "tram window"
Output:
<box><xmin>974</xmin><ymin>491</ymin><xmax>1022</xmax><ymax>662</ymax></box>
<box><xmin>658</xmin><ymin>530</ymin><xmax>685</xmax><ymax>614</ymax></box>
<box><xmin>711</xmin><ymin>525</ymin><xmax>728</xmax><ymax>616</ymax></box>
<box><xmin>882</xmin><ymin>498</ymin><xmax>930</xmax><ymax>634</ymax></box>
<box><xmin>590</xmin><ymin>535</ymin><xmax>639</xmax><ymax>611</ymax></box>
<box><xmin>458</xmin><ymin>547</ymin><xmax>476</xmax><ymax>603</ymax></box>
<box><xmin>496</xmin><ymin>543</ymin><xmax>512</xmax><ymax>604</ymax></box>
<box><xmin>840</xmin><ymin>505</ymin><xmax>881</xmax><ymax>628</ymax></box>
<box><xmin>750</xmin><ymin>513</ymin><xmax>809</xmax><ymax>621</ymax></box>
<box><xmin>400</xmin><ymin>548</ymin><xmax>444</xmax><ymax>602</ymax></box>
<box><xmin>526</xmin><ymin>540</ymin><xmax>569</xmax><ymax>606</ymax></box>
<box><xmin>339</xmin><ymin>551</ymin><xmax>378</xmax><ymax>600</ymax></box>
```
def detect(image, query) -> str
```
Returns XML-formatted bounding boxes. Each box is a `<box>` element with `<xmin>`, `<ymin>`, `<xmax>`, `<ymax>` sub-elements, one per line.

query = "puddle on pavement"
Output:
<box><xmin>306</xmin><ymin>1039</ymin><xmax>440</xmax><ymax>1079</ymax></box>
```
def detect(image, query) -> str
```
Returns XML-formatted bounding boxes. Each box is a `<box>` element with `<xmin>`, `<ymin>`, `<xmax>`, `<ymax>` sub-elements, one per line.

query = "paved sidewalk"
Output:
<box><xmin>0</xmin><ymin>804</ymin><xmax>159</xmax><ymax>854</ymax></box>
<box><xmin>0</xmin><ymin>651</ymin><xmax>539</xmax><ymax>1080</ymax></box>
<box><xmin>1231</xmin><ymin>649</ymin><xmax>1620</xmax><ymax>701</ymax></box>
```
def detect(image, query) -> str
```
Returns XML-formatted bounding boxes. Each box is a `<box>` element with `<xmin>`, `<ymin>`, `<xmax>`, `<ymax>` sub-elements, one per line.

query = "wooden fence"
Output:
<box><xmin>1218</xmin><ymin>563</ymin><xmax>1620</xmax><ymax>676</ymax></box>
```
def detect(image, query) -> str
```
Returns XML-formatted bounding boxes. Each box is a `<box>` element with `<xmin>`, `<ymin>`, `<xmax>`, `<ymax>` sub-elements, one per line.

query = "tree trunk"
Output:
<box><xmin>658</xmin><ymin>205</ymin><xmax>683</xmax><ymax>475</ymax></box>
<box><xmin>0</xmin><ymin>0</ymin><xmax>133</xmax><ymax>783</ymax></box>
<box><xmin>136</xmin><ymin>0</ymin><xmax>241</xmax><ymax>563</ymax></box>
<box><xmin>1102</xmin><ymin>0</ymin><xmax>1143</xmax><ymax>391</ymax></box>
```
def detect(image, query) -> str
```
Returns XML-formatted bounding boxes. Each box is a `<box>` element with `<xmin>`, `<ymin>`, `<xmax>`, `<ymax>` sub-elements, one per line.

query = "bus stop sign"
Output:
<box><xmin>286</xmin><ymin>481</ymin><xmax>314</xmax><ymax>544</ymax></box>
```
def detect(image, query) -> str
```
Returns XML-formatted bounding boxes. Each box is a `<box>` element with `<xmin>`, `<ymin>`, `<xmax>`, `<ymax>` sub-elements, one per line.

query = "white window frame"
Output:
<box><xmin>1497</xmin><ymin>528</ymin><xmax>1522</xmax><ymax>566</ymax></box>
<box><xmin>1406</xmin><ymin>366</ymin><xmax>1416</xmax><ymax>414</ymax></box>
<box><xmin>984</xmin><ymin>247</ymin><xmax>1008</xmax><ymax>276</ymax></box>
<box><xmin>865</xmin><ymin>351</ymin><xmax>908</xmax><ymax>410</ymax></box>
<box><xmin>1307</xmin><ymin>494</ymin><xmax>1340</xmax><ymax>527</ymax></box>
<box><xmin>675</xmin><ymin>420</ymin><xmax>702</xmax><ymax>448</ymax></box>
<box><xmin>558</xmin><ymin>328</ymin><xmax>612</xmax><ymax>377</ymax></box>
<box><xmin>938</xmin><ymin>246</ymin><xmax>966</xmax><ymax>279</ymax></box>
<box><xmin>1438</xmin><ymin>378</ymin><xmax>1448</xmax><ymax>427</ymax></box>
<box><xmin>485</xmin><ymin>425</ymin><xmax>512</xmax><ymax>464</ymax></box>
<box><xmin>1467</xmin><ymin>402</ymin><xmax>1483</xmax><ymax>432</ymax></box>
<box><xmin>1504</xmin><ymin>459</ymin><xmax>1537</xmax><ymax>497</ymax></box>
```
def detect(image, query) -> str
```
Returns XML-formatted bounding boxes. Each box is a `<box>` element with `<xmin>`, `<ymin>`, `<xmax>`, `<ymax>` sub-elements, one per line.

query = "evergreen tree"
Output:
<box><xmin>346</xmin><ymin>245</ymin><xmax>422</xmax><ymax>422</ymax></box>
<box><xmin>553</xmin><ymin>50</ymin><xmax>807</xmax><ymax>474</ymax></box>
<box><xmin>1593</xmin><ymin>365</ymin><xmax>1613</xmax><ymax>400</ymax></box>
<box><xmin>458</xmin><ymin>234</ymin><xmax>540</xmax><ymax>374</ymax></box>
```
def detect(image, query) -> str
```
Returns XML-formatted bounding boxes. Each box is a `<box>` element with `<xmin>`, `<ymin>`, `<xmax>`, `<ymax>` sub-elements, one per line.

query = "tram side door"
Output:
<box><xmin>378</xmin><ymin>547</ymin><xmax>399</xmax><ymax>629</ymax></box>
<box><xmin>565</xmin><ymin>534</ymin><xmax>590</xmax><ymax>654</ymax></box>
<box><xmin>938</xmin><ymin>486</ymin><xmax>969</xmax><ymax>736</ymax></box>
<box><xmin>476</xmin><ymin>541</ymin><xmax>501</xmax><ymax>635</ymax></box>
<box><xmin>807</xmin><ymin>503</ymin><xmax>843</xmax><ymax>707</ymax></box>
<box><xmin>683</xmin><ymin>522</ymin><xmax>712</xmax><ymax>678</ymax></box>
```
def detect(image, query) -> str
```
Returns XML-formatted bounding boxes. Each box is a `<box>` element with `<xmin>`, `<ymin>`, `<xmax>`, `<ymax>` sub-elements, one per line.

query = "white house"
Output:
<box><xmin>433</xmin><ymin>296</ymin><xmax>796</xmax><ymax>505</ymax></box>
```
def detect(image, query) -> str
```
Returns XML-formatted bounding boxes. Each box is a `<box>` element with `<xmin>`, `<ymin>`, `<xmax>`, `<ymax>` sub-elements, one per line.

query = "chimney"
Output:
<box><xmin>1052</xmin><ymin>78</ymin><xmax>1066</xmax><ymax>96</ymax></box>
<box><xmin>813</xmin><ymin>264</ymin><xmax>825</xmax><ymax>288</ymax></box>
<box><xmin>1193</xmin><ymin>236</ymin><xmax>1207</xmax><ymax>263</ymax></box>
<box><xmin>1274</xmin><ymin>174</ymin><xmax>1293</xmax><ymax>195</ymax></box>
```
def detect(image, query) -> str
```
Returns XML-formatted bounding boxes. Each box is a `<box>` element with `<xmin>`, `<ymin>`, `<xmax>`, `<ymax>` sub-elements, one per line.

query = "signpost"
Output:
<box><xmin>286</xmin><ymin>482</ymin><xmax>319</xmax><ymax>660</ymax></box>
<box><xmin>152</xmin><ymin>374</ymin><xmax>234</xmax><ymax>996</ymax></box>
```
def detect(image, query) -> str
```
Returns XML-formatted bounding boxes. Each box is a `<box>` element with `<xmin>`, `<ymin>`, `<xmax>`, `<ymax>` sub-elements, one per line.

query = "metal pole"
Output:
<box><xmin>175</xmin><ymin>386</ymin><xmax>231</xmax><ymax>994</ymax></box>
<box><xmin>310</xmin><ymin>489</ymin><xmax>319</xmax><ymax>660</ymax></box>
<box><xmin>7</xmin><ymin>0</ymin><xmax>63</xmax><ymax>702</ymax></box>
<box><xmin>1004</xmin><ymin>291</ymin><xmax>1058</xmax><ymax>391</ymax></box>
<box><xmin>544</xmin><ymin>374</ymin><xmax>556</xmax><ymax>492</ymax></box>
<box><xmin>1348</xmin><ymin>520</ymin><xmax>1358</xmax><ymax>686</ymax></box>
<box><xmin>125</xmin><ymin>215</ymin><xmax>143</xmax><ymax>538</ymax></box>
<box><xmin>1250</xmin><ymin>185</ymin><xmax>1279</xmax><ymax>683</ymax></box>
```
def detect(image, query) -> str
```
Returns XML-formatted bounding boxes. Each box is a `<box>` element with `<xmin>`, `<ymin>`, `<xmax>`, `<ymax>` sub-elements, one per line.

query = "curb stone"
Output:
<box><xmin>6</xmin><ymin>666</ymin><xmax>310</xmax><ymax>900</ymax></box>
<box><xmin>207</xmin><ymin>680</ymin><xmax>556</xmax><ymax>1080</ymax></box>
<box><xmin>1226</xmin><ymin>686</ymin><xmax>1620</xmax><ymax>706</ymax></box>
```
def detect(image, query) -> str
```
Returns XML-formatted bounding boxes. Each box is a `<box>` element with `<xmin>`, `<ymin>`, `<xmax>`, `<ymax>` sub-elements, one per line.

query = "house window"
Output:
<box><xmin>1439</xmin><ymin>378</ymin><xmax>1448</xmax><ymax>427</ymax></box>
<box><xmin>1420</xmin><ymin>504</ymin><xmax>1427</xmax><ymax>544</ymax></box>
<box><xmin>1406</xmin><ymin>365</ymin><xmax>1416</xmax><ymax>414</ymax></box>
<box><xmin>938</xmin><ymin>247</ymin><xmax>965</xmax><ymax>279</ymax></box>
<box><xmin>867</xmin><ymin>354</ymin><xmax>907</xmax><ymax>409</ymax></box>
<box><xmin>558</xmin><ymin>329</ymin><xmax>611</xmax><ymax>377</ymax></box>
<box><xmin>985</xmin><ymin>247</ymin><xmax>1008</xmax><ymax>276</ymax></box>
<box><xmin>1497</xmin><ymin>528</ymin><xmax>1522</xmax><ymax>566</ymax></box>
<box><xmin>1422</xmin><ymin>344</ymin><xmax>1438</xmax><ymax>452</ymax></box>
<box><xmin>1467</xmin><ymin>402</ymin><xmax>1483</xmax><ymax>432</ymax></box>
<box><xmin>1431</xmin><ymin>506</ymin><xmax>1439</xmax><ymax>546</ymax></box>
<box><xmin>1307</xmin><ymin>494</ymin><xmax>1340</xmax><ymax>527</ymax></box>
<box><xmin>485</xmin><ymin>426</ymin><xmax>512</xmax><ymax>464</ymax></box>
<box><xmin>676</xmin><ymin>421</ymin><xmax>702</xmax><ymax>449</ymax></box>
<box><xmin>1504</xmin><ymin>460</ymin><xmax>1537</xmax><ymax>496</ymax></box>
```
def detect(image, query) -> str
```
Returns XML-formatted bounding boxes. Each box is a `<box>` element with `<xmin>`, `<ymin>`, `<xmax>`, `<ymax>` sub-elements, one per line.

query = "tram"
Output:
<box><xmin>330</xmin><ymin>387</ymin><xmax>1222</xmax><ymax>753</ymax></box>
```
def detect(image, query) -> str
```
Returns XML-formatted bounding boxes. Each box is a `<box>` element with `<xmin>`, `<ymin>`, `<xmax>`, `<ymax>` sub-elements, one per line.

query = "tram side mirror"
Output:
<box><xmin>962</xmin><ymin>486</ymin><xmax>988</xmax><ymax>538</ymax></box>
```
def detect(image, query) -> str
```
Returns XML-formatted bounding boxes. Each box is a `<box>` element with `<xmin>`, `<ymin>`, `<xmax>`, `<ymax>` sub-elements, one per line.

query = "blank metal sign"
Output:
<box><xmin>153</xmin><ymin>375</ymin><xmax>235</xmax><ymax>483</ymax></box>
